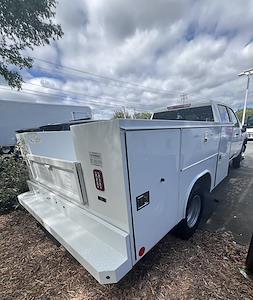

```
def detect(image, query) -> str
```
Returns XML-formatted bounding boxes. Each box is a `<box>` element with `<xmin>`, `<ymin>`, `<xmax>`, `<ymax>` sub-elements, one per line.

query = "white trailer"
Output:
<box><xmin>0</xmin><ymin>99</ymin><xmax>92</xmax><ymax>152</ymax></box>
<box><xmin>17</xmin><ymin>102</ymin><xmax>245</xmax><ymax>284</ymax></box>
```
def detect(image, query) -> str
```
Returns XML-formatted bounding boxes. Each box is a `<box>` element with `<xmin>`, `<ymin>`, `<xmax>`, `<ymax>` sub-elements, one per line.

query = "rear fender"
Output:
<box><xmin>183</xmin><ymin>170</ymin><xmax>212</xmax><ymax>218</ymax></box>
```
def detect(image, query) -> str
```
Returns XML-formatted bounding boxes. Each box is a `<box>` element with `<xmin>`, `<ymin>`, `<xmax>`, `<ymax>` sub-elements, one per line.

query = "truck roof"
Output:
<box><xmin>152</xmin><ymin>100</ymin><xmax>233</xmax><ymax>113</ymax></box>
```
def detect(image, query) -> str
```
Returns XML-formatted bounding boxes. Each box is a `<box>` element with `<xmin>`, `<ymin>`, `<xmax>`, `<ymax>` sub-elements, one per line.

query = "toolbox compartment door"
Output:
<box><xmin>125</xmin><ymin>129</ymin><xmax>181</xmax><ymax>260</ymax></box>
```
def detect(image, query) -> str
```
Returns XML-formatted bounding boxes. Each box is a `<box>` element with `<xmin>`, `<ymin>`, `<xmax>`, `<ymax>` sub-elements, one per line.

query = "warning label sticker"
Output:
<box><xmin>89</xmin><ymin>152</ymin><xmax>103</xmax><ymax>167</ymax></box>
<box><xmin>28</xmin><ymin>133</ymin><xmax>41</xmax><ymax>144</ymax></box>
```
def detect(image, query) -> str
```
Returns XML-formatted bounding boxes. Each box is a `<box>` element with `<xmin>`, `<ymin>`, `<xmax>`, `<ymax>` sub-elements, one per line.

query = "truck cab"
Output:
<box><xmin>152</xmin><ymin>101</ymin><xmax>245</xmax><ymax>164</ymax></box>
<box><xmin>246</xmin><ymin>116</ymin><xmax>253</xmax><ymax>140</ymax></box>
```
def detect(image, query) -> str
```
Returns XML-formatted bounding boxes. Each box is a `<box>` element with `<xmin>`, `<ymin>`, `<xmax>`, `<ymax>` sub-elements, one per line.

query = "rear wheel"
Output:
<box><xmin>242</xmin><ymin>143</ymin><xmax>246</xmax><ymax>153</ymax></box>
<box><xmin>232</xmin><ymin>151</ymin><xmax>242</xmax><ymax>168</ymax></box>
<box><xmin>175</xmin><ymin>187</ymin><xmax>203</xmax><ymax>240</ymax></box>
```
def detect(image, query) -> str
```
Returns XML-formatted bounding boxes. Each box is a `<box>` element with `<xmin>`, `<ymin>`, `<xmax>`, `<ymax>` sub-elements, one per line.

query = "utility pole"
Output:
<box><xmin>122</xmin><ymin>106</ymin><xmax>126</xmax><ymax>119</ymax></box>
<box><xmin>180</xmin><ymin>93</ymin><xmax>188</xmax><ymax>104</ymax></box>
<box><xmin>238</xmin><ymin>68</ymin><xmax>253</xmax><ymax>125</ymax></box>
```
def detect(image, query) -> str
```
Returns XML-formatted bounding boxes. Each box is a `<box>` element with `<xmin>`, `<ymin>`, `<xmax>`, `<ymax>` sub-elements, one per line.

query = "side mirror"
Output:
<box><xmin>241</xmin><ymin>125</ymin><xmax>247</xmax><ymax>133</ymax></box>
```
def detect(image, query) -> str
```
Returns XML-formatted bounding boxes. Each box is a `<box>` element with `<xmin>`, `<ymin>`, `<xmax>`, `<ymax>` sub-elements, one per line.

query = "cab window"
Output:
<box><xmin>217</xmin><ymin>105</ymin><xmax>230</xmax><ymax>123</ymax></box>
<box><xmin>227</xmin><ymin>108</ymin><xmax>239</xmax><ymax>127</ymax></box>
<box><xmin>247</xmin><ymin>116</ymin><xmax>253</xmax><ymax>128</ymax></box>
<box><xmin>152</xmin><ymin>105</ymin><xmax>214</xmax><ymax>121</ymax></box>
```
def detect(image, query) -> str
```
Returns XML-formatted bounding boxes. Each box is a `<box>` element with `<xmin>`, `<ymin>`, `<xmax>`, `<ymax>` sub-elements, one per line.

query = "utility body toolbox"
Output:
<box><xmin>17</xmin><ymin>118</ymin><xmax>238</xmax><ymax>283</ymax></box>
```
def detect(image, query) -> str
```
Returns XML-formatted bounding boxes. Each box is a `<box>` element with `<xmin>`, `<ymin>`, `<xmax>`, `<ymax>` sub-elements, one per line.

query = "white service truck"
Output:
<box><xmin>17</xmin><ymin>101</ymin><xmax>245</xmax><ymax>284</ymax></box>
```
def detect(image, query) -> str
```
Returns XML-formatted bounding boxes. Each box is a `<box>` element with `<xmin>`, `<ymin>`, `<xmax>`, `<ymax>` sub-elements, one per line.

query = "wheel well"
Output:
<box><xmin>194</xmin><ymin>173</ymin><xmax>211</xmax><ymax>194</ymax></box>
<box><xmin>183</xmin><ymin>172</ymin><xmax>212</xmax><ymax>217</ymax></box>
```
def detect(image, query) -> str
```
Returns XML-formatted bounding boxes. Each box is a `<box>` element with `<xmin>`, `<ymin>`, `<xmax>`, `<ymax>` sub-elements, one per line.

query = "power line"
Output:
<box><xmin>24</xmin><ymin>82</ymin><xmax>152</xmax><ymax>106</ymax></box>
<box><xmin>0</xmin><ymin>83</ymin><xmax>180</xmax><ymax>112</ymax></box>
<box><xmin>31</xmin><ymin>56</ymin><xmax>180</xmax><ymax>96</ymax></box>
<box><xmin>0</xmin><ymin>84</ymin><xmax>120</xmax><ymax>105</ymax></box>
<box><xmin>0</xmin><ymin>86</ymin><xmax>148</xmax><ymax>110</ymax></box>
<box><xmin>34</xmin><ymin>64</ymin><xmax>178</xmax><ymax>101</ymax></box>
<box><xmin>33</xmin><ymin>65</ymin><xmax>107</xmax><ymax>85</ymax></box>
<box><xmin>32</xmin><ymin>63</ymin><xmax>179</xmax><ymax>100</ymax></box>
<box><xmin>0</xmin><ymin>86</ymin><xmax>123</xmax><ymax>108</ymax></box>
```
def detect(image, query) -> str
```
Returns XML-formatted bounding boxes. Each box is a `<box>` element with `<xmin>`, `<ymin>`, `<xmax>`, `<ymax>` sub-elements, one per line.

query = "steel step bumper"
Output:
<box><xmin>18</xmin><ymin>188</ymin><xmax>132</xmax><ymax>284</ymax></box>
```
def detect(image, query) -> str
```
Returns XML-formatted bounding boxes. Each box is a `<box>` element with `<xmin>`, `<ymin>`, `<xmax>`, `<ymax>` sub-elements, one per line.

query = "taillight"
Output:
<box><xmin>93</xmin><ymin>169</ymin><xmax>105</xmax><ymax>191</ymax></box>
<box><xmin>139</xmin><ymin>247</ymin><xmax>145</xmax><ymax>257</ymax></box>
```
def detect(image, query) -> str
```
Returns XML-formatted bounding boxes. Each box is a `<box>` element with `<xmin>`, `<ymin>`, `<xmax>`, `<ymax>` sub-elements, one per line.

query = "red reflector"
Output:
<box><xmin>139</xmin><ymin>247</ymin><xmax>145</xmax><ymax>257</ymax></box>
<box><xmin>93</xmin><ymin>169</ymin><xmax>105</xmax><ymax>191</ymax></box>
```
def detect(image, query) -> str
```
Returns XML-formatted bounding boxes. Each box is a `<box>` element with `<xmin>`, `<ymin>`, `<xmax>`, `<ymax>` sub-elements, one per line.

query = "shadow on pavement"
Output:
<box><xmin>200</xmin><ymin>142</ymin><xmax>253</xmax><ymax>245</ymax></box>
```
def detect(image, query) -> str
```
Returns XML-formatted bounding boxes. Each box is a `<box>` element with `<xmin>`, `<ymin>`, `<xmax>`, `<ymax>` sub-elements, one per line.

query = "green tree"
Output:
<box><xmin>113</xmin><ymin>109</ymin><xmax>132</xmax><ymax>119</ymax></box>
<box><xmin>0</xmin><ymin>0</ymin><xmax>63</xmax><ymax>89</ymax></box>
<box><xmin>112</xmin><ymin>109</ymin><xmax>152</xmax><ymax>119</ymax></box>
<box><xmin>236</xmin><ymin>108</ymin><xmax>253</xmax><ymax>124</ymax></box>
<box><xmin>133</xmin><ymin>112</ymin><xmax>152</xmax><ymax>119</ymax></box>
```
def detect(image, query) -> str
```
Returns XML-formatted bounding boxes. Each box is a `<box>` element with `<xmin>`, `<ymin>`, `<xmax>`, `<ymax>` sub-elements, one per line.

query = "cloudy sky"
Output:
<box><xmin>1</xmin><ymin>0</ymin><xmax>253</xmax><ymax>119</ymax></box>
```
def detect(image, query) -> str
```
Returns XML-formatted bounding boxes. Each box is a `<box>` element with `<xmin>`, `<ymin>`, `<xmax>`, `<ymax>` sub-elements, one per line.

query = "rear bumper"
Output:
<box><xmin>18</xmin><ymin>181</ymin><xmax>132</xmax><ymax>284</ymax></box>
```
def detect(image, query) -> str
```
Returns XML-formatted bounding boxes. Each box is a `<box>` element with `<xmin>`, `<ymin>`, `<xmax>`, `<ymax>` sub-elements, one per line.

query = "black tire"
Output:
<box><xmin>232</xmin><ymin>151</ymin><xmax>242</xmax><ymax>168</ymax></box>
<box><xmin>175</xmin><ymin>187</ymin><xmax>203</xmax><ymax>240</ymax></box>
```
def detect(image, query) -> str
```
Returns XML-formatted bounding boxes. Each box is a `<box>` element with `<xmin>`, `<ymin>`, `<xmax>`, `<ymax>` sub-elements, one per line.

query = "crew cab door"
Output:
<box><xmin>217</xmin><ymin>105</ymin><xmax>241</xmax><ymax>159</ymax></box>
<box><xmin>227</xmin><ymin>107</ymin><xmax>243</xmax><ymax>158</ymax></box>
<box><xmin>215</xmin><ymin>126</ymin><xmax>231</xmax><ymax>186</ymax></box>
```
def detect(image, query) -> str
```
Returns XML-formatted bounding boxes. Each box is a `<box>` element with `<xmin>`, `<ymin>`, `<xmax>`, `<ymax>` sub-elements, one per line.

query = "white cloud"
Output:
<box><xmin>2</xmin><ymin>0</ymin><xmax>253</xmax><ymax>119</ymax></box>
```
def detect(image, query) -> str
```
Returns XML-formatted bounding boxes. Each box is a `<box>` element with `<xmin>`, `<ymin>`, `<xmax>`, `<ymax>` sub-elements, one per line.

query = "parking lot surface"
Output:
<box><xmin>201</xmin><ymin>141</ymin><xmax>253</xmax><ymax>245</ymax></box>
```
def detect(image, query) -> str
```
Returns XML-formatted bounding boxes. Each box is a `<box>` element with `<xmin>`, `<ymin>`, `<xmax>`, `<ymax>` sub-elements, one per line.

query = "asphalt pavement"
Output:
<box><xmin>201</xmin><ymin>141</ymin><xmax>253</xmax><ymax>245</ymax></box>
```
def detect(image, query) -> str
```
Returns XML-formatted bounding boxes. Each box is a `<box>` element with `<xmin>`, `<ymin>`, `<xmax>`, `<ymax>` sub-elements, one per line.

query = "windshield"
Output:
<box><xmin>153</xmin><ymin>105</ymin><xmax>214</xmax><ymax>121</ymax></box>
<box><xmin>247</xmin><ymin>116</ymin><xmax>253</xmax><ymax>128</ymax></box>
